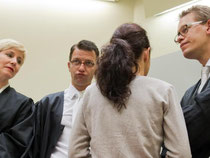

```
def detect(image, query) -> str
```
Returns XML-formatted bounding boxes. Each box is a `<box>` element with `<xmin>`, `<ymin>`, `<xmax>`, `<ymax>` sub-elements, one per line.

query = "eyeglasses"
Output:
<box><xmin>174</xmin><ymin>21</ymin><xmax>205</xmax><ymax>44</ymax></box>
<box><xmin>70</xmin><ymin>59</ymin><xmax>95</xmax><ymax>67</ymax></box>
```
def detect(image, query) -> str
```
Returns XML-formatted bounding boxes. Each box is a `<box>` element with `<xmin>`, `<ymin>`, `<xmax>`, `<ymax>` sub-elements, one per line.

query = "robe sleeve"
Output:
<box><xmin>32</xmin><ymin>92</ymin><xmax>64</xmax><ymax>158</ymax></box>
<box><xmin>0</xmin><ymin>98</ymin><xmax>34</xmax><ymax>158</ymax></box>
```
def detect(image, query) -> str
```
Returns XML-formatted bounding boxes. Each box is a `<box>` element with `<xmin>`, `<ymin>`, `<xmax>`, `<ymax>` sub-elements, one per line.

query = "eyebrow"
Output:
<box><xmin>72</xmin><ymin>58</ymin><xmax>94</xmax><ymax>61</ymax></box>
<box><xmin>177</xmin><ymin>24</ymin><xmax>187</xmax><ymax>33</ymax></box>
<box><xmin>178</xmin><ymin>24</ymin><xmax>187</xmax><ymax>30</ymax></box>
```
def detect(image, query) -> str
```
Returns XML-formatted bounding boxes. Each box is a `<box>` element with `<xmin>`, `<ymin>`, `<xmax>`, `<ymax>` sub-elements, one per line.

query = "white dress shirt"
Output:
<box><xmin>51</xmin><ymin>85</ymin><xmax>84</xmax><ymax>158</ymax></box>
<box><xmin>0</xmin><ymin>84</ymin><xmax>9</xmax><ymax>93</ymax></box>
<box><xmin>198</xmin><ymin>59</ymin><xmax>210</xmax><ymax>93</ymax></box>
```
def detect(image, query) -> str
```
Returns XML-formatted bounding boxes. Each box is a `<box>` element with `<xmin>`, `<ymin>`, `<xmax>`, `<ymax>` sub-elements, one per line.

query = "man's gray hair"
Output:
<box><xmin>179</xmin><ymin>5</ymin><xmax>210</xmax><ymax>22</ymax></box>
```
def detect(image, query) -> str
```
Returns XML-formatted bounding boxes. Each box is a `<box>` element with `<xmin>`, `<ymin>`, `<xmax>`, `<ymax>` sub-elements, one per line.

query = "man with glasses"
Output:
<box><xmin>162</xmin><ymin>5</ymin><xmax>210</xmax><ymax>158</ymax></box>
<box><xmin>33</xmin><ymin>40</ymin><xmax>99</xmax><ymax>158</ymax></box>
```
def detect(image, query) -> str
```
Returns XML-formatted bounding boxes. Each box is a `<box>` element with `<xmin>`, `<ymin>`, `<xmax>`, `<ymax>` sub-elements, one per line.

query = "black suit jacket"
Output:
<box><xmin>32</xmin><ymin>91</ymin><xmax>65</xmax><ymax>158</ymax></box>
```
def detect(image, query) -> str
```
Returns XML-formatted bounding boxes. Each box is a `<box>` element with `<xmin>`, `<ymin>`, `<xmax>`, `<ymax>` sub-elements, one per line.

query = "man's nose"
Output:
<box><xmin>78</xmin><ymin>63</ymin><xmax>85</xmax><ymax>71</ymax></box>
<box><xmin>177</xmin><ymin>34</ymin><xmax>185</xmax><ymax>44</ymax></box>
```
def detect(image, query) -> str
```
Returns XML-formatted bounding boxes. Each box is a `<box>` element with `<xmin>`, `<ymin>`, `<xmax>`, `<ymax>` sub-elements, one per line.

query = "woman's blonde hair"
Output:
<box><xmin>0</xmin><ymin>39</ymin><xmax>26</xmax><ymax>59</ymax></box>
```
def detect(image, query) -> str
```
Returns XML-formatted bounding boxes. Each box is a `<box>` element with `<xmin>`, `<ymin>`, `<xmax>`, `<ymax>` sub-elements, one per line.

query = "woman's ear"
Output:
<box><xmin>142</xmin><ymin>47</ymin><xmax>151</xmax><ymax>76</ymax></box>
<box><xmin>143</xmin><ymin>47</ymin><xmax>151</xmax><ymax>63</ymax></box>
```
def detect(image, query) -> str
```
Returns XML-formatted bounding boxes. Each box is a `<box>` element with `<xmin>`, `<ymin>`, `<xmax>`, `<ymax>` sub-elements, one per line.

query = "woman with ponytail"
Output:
<box><xmin>69</xmin><ymin>23</ymin><xmax>191</xmax><ymax>158</ymax></box>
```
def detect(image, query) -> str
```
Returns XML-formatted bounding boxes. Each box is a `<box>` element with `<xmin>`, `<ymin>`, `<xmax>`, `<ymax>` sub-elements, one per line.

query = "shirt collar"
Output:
<box><xmin>205</xmin><ymin>59</ymin><xmax>210</xmax><ymax>67</ymax></box>
<box><xmin>0</xmin><ymin>84</ymin><xmax>9</xmax><ymax>93</ymax></box>
<box><xmin>66</xmin><ymin>84</ymin><xmax>84</xmax><ymax>100</ymax></box>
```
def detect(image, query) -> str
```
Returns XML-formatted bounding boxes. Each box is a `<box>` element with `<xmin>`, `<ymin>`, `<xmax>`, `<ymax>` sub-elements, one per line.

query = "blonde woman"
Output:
<box><xmin>0</xmin><ymin>39</ymin><xmax>34</xmax><ymax>158</ymax></box>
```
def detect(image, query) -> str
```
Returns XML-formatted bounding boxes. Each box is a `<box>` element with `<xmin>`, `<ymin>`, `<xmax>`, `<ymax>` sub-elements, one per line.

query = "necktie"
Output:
<box><xmin>198</xmin><ymin>66</ymin><xmax>209</xmax><ymax>93</ymax></box>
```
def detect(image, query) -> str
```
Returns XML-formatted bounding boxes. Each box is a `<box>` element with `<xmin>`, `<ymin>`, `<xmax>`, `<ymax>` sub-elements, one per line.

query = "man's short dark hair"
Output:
<box><xmin>69</xmin><ymin>40</ymin><xmax>99</xmax><ymax>61</ymax></box>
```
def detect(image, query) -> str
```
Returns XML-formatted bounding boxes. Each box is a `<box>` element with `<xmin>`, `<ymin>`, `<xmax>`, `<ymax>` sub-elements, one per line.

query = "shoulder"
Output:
<box><xmin>86</xmin><ymin>82</ymin><xmax>97</xmax><ymax>91</ymax></box>
<box><xmin>184</xmin><ymin>81</ymin><xmax>199</xmax><ymax>96</ymax></box>
<box><xmin>79</xmin><ymin>83</ymin><xmax>101</xmax><ymax>107</ymax></box>
<box><xmin>38</xmin><ymin>91</ymin><xmax>64</xmax><ymax>105</ymax></box>
<box><xmin>2</xmin><ymin>87</ymin><xmax>34</xmax><ymax>113</ymax></box>
<box><xmin>42</xmin><ymin>91</ymin><xmax>64</xmax><ymax>100</ymax></box>
<box><xmin>8</xmin><ymin>87</ymin><xmax>33</xmax><ymax>104</ymax></box>
<box><xmin>181</xmin><ymin>81</ymin><xmax>199</xmax><ymax>105</ymax></box>
<box><xmin>84</xmin><ymin>82</ymin><xmax>100</xmax><ymax>96</ymax></box>
<box><xmin>35</xmin><ymin>91</ymin><xmax>64</xmax><ymax>116</ymax></box>
<box><xmin>130</xmin><ymin>76</ymin><xmax>178</xmax><ymax>103</ymax></box>
<box><xmin>133</xmin><ymin>76</ymin><xmax>174</xmax><ymax>90</ymax></box>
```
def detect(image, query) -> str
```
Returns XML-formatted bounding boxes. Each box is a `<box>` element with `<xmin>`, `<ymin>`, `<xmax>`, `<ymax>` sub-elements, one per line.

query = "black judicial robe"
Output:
<box><xmin>0</xmin><ymin>86</ymin><xmax>34</xmax><ymax>158</ymax></box>
<box><xmin>32</xmin><ymin>91</ymin><xmax>64</xmax><ymax>158</ymax></box>
<box><xmin>181</xmin><ymin>79</ymin><xmax>210</xmax><ymax>158</ymax></box>
<box><xmin>161</xmin><ymin>79</ymin><xmax>210</xmax><ymax>158</ymax></box>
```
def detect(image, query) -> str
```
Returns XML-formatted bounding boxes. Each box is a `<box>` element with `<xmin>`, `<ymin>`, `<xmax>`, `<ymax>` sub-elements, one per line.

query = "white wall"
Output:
<box><xmin>0</xmin><ymin>0</ymin><xmax>134</xmax><ymax>101</ymax></box>
<box><xmin>142</xmin><ymin>0</ymin><xmax>192</xmax><ymax>17</ymax></box>
<box><xmin>149</xmin><ymin>51</ymin><xmax>201</xmax><ymax>100</ymax></box>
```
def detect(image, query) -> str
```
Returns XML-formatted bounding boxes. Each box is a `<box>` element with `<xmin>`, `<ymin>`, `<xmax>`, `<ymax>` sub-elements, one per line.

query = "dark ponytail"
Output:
<box><xmin>96</xmin><ymin>23</ymin><xmax>150</xmax><ymax>111</ymax></box>
<box><xmin>96</xmin><ymin>38</ymin><xmax>137</xmax><ymax>111</ymax></box>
